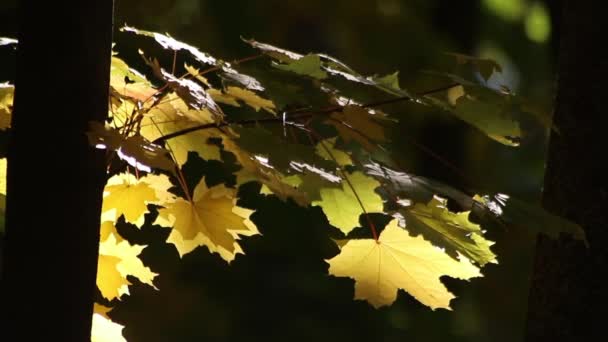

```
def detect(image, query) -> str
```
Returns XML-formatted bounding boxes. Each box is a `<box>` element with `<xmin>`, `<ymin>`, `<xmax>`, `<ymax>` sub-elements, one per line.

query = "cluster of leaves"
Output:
<box><xmin>0</xmin><ymin>28</ymin><xmax>584</xmax><ymax>340</ymax></box>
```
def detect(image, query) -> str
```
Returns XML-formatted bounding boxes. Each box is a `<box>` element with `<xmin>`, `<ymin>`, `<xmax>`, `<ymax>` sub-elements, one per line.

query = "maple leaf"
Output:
<box><xmin>101</xmin><ymin>173</ymin><xmax>160</xmax><ymax>227</ymax></box>
<box><xmin>0</xmin><ymin>83</ymin><xmax>13</xmax><ymax>131</ymax></box>
<box><xmin>315</xmin><ymin>137</ymin><xmax>353</xmax><ymax>167</ymax></box>
<box><xmin>329</xmin><ymin>105</ymin><xmax>388</xmax><ymax>152</ymax></box>
<box><xmin>154</xmin><ymin>178</ymin><xmax>258</xmax><ymax>262</ymax></box>
<box><xmin>275</xmin><ymin>54</ymin><xmax>328</xmax><ymax>79</ymax></box>
<box><xmin>398</xmin><ymin>196</ymin><xmax>497</xmax><ymax>266</ymax></box>
<box><xmin>97</xmin><ymin>234</ymin><xmax>157</xmax><ymax>300</ymax></box>
<box><xmin>91</xmin><ymin>312</ymin><xmax>126</xmax><ymax>342</ymax></box>
<box><xmin>100</xmin><ymin>221</ymin><xmax>123</xmax><ymax>243</ymax></box>
<box><xmin>327</xmin><ymin>220</ymin><xmax>481</xmax><ymax>310</ymax></box>
<box><xmin>312</xmin><ymin>172</ymin><xmax>383</xmax><ymax>234</ymax></box>
<box><xmin>110</xmin><ymin>56</ymin><xmax>157</xmax><ymax>103</ymax></box>
<box><xmin>138</xmin><ymin>93</ymin><xmax>222</xmax><ymax>165</ymax></box>
<box><xmin>210</xmin><ymin>86</ymin><xmax>276</xmax><ymax>114</ymax></box>
<box><xmin>87</xmin><ymin>121</ymin><xmax>174</xmax><ymax>172</ymax></box>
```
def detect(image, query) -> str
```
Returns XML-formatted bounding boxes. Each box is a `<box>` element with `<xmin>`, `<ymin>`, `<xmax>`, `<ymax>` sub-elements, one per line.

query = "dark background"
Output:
<box><xmin>0</xmin><ymin>1</ymin><xmax>557</xmax><ymax>341</ymax></box>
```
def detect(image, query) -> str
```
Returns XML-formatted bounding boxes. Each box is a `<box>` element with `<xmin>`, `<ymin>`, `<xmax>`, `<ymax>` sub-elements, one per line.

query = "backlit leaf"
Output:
<box><xmin>327</xmin><ymin>220</ymin><xmax>481</xmax><ymax>309</ymax></box>
<box><xmin>102</xmin><ymin>173</ymin><xmax>160</xmax><ymax>227</ymax></box>
<box><xmin>97</xmin><ymin>234</ymin><xmax>157</xmax><ymax>300</ymax></box>
<box><xmin>399</xmin><ymin>196</ymin><xmax>497</xmax><ymax>266</ymax></box>
<box><xmin>275</xmin><ymin>54</ymin><xmax>328</xmax><ymax>79</ymax></box>
<box><xmin>154</xmin><ymin>178</ymin><xmax>258</xmax><ymax>262</ymax></box>
<box><xmin>312</xmin><ymin>172</ymin><xmax>383</xmax><ymax>234</ymax></box>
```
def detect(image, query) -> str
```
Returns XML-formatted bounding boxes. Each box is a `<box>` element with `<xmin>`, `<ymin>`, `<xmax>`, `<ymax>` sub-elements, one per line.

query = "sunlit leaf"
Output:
<box><xmin>210</xmin><ymin>86</ymin><xmax>276</xmax><ymax>114</ymax></box>
<box><xmin>0</xmin><ymin>82</ymin><xmax>13</xmax><ymax>131</ymax></box>
<box><xmin>154</xmin><ymin>178</ymin><xmax>258</xmax><ymax>262</ymax></box>
<box><xmin>102</xmin><ymin>173</ymin><xmax>160</xmax><ymax>227</ymax></box>
<box><xmin>97</xmin><ymin>234</ymin><xmax>157</xmax><ymax>300</ymax></box>
<box><xmin>327</xmin><ymin>220</ymin><xmax>481</xmax><ymax>309</ymax></box>
<box><xmin>312</xmin><ymin>172</ymin><xmax>383</xmax><ymax>234</ymax></box>
<box><xmin>275</xmin><ymin>54</ymin><xmax>328</xmax><ymax>80</ymax></box>
<box><xmin>91</xmin><ymin>312</ymin><xmax>126</xmax><ymax>342</ymax></box>
<box><xmin>398</xmin><ymin>196</ymin><xmax>497</xmax><ymax>266</ymax></box>
<box><xmin>110</xmin><ymin>56</ymin><xmax>157</xmax><ymax>102</ymax></box>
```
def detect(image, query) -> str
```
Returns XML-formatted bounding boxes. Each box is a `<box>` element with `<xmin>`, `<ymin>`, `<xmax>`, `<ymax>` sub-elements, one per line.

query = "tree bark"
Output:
<box><xmin>1</xmin><ymin>1</ymin><xmax>113</xmax><ymax>340</ymax></box>
<box><xmin>525</xmin><ymin>1</ymin><xmax>608</xmax><ymax>340</ymax></box>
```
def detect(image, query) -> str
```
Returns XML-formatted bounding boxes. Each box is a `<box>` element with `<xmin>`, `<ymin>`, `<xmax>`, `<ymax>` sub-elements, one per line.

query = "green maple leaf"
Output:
<box><xmin>275</xmin><ymin>54</ymin><xmax>328</xmax><ymax>80</ymax></box>
<box><xmin>313</xmin><ymin>172</ymin><xmax>384</xmax><ymax>234</ymax></box>
<box><xmin>399</xmin><ymin>196</ymin><xmax>497</xmax><ymax>266</ymax></box>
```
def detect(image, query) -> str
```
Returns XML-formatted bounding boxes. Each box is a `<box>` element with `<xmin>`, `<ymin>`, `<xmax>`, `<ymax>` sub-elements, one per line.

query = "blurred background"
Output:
<box><xmin>1</xmin><ymin>1</ymin><xmax>558</xmax><ymax>341</ymax></box>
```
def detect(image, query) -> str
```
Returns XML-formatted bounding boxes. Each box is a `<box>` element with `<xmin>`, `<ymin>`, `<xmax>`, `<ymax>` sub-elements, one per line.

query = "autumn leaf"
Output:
<box><xmin>138</xmin><ymin>93</ymin><xmax>222</xmax><ymax>165</ymax></box>
<box><xmin>327</xmin><ymin>220</ymin><xmax>481</xmax><ymax>310</ymax></box>
<box><xmin>0</xmin><ymin>82</ymin><xmax>13</xmax><ymax>131</ymax></box>
<box><xmin>275</xmin><ymin>54</ymin><xmax>328</xmax><ymax>79</ymax></box>
<box><xmin>110</xmin><ymin>56</ymin><xmax>157</xmax><ymax>102</ymax></box>
<box><xmin>312</xmin><ymin>172</ymin><xmax>383</xmax><ymax>234</ymax></box>
<box><xmin>329</xmin><ymin>105</ymin><xmax>388</xmax><ymax>152</ymax></box>
<box><xmin>315</xmin><ymin>137</ymin><xmax>353</xmax><ymax>167</ymax></box>
<box><xmin>154</xmin><ymin>178</ymin><xmax>258</xmax><ymax>262</ymax></box>
<box><xmin>398</xmin><ymin>196</ymin><xmax>496</xmax><ymax>266</ymax></box>
<box><xmin>92</xmin><ymin>305</ymin><xmax>126</xmax><ymax>342</ymax></box>
<box><xmin>210</xmin><ymin>86</ymin><xmax>276</xmax><ymax>114</ymax></box>
<box><xmin>97</xmin><ymin>234</ymin><xmax>157</xmax><ymax>300</ymax></box>
<box><xmin>102</xmin><ymin>173</ymin><xmax>160</xmax><ymax>227</ymax></box>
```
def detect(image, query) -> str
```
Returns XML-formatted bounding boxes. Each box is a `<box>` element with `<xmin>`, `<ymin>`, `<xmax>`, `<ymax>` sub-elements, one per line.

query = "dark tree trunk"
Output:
<box><xmin>1</xmin><ymin>1</ymin><xmax>113</xmax><ymax>340</ymax></box>
<box><xmin>525</xmin><ymin>1</ymin><xmax>608</xmax><ymax>340</ymax></box>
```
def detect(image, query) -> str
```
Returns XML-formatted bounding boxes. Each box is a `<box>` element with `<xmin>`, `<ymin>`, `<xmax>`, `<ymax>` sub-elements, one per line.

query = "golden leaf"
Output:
<box><xmin>327</xmin><ymin>220</ymin><xmax>481</xmax><ymax>310</ymax></box>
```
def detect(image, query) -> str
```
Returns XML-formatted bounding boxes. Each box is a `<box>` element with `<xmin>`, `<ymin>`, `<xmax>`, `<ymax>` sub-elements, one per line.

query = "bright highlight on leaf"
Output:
<box><xmin>154</xmin><ymin>178</ymin><xmax>258</xmax><ymax>262</ymax></box>
<box><xmin>327</xmin><ymin>220</ymin><xmax>481</xmax><ymax>310</ymax></box>
<box><xmin>91</xmin><ymin>313</ymin><xmax>127</xmax><ymax>342</ymax></box>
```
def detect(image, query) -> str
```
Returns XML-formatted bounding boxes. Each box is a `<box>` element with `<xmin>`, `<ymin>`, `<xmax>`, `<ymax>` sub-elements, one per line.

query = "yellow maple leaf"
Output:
<box><xmin>91</xmin><ymin>309</ymin><xmax>126</xmax><ymax>342</ymax></box>
<box><xmin>0</xmin><ymin>83</ymin><xmax>13</xmax><ymax>131</ymax></box>
<box><xmin>327</xmin><ymin>220</ymin><xmax>481</xmax><ymax>310</ymax></box>
<box><xmin>97</xmin><ymin>234</ymin><xmax>157</xmax><ymax>300</ymax></box>
<box><xmin>312</xmin><ymin>172</ymin><xmax>383</xmax><ymax>234</ymax></box>
<box><xmin>154</xmin><ymin>178</ymin><xmax>258</xmax><ymax>262</ymax></box>
<box><xmin>139</xmin><ymin>95</ymin><xmax>222</xmax><ymax>165</ymax></box>
<box><xmin>209</xmin><ymin>86</ymin><xmax>276</xmax><ymax>114</ymax></box>
<box><xmin>101</xmin><ymin>173</ymin><xmax>159</xmax><ymax>227</ymax></box>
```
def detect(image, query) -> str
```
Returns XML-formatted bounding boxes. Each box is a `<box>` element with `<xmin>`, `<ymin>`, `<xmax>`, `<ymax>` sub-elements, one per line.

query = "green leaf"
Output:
<box><xmin>476</xmin><ymin>194</ymin><xmax>587</xmax><ymax>244</ymax></box>
<box><xmin>445</xmin><ymin>52</ymin><xmax>503</xmax><ymax>82</ymax></box>
<box><xmin>370</xmin><ymin>71</ymin><xmax>400</xmax><ymax>91</ymax></box>
<box><xmin>275</xmin><ymin>54</ymin><xmax>328</xmax><ymax>80</ymax></box>
<box><xmin>312</xmin><ymin>172</ymin><xmax>384</xmax><ymax>234</ymax></box>
<box><xmin>426</xmin><ymin>85</ymin><xmax>522</xmax><ymax>146</ymax></box>
<box><xmin>364</xmin><ymin>161</ymin><xmax>474</xmax><ymax>209</ymax></box>
<box><xmin>328</xmin><ymin>105</ymin><xmax>388</xmax><ymax>152</ymax></box>
<box><xmin>399</xmin><ymin>196</ymin><xmax>497</xmax><ymax>266</ymax></box>
<box><xmin>233</xmin><ymin>126</ymin><xmax>335</xmax><ymax>172</ymax></box>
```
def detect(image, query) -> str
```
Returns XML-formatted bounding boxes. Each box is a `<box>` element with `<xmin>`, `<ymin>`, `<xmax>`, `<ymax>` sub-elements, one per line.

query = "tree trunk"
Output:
<box><xmin>1</xmin><ymin>1</ymin><xmax>113</xmax><ymax>340</ymax></box>
<box><xmin>525</xmin><ymin>1</ymin><xmax>608</xmax><ymax>340</ymax></box>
